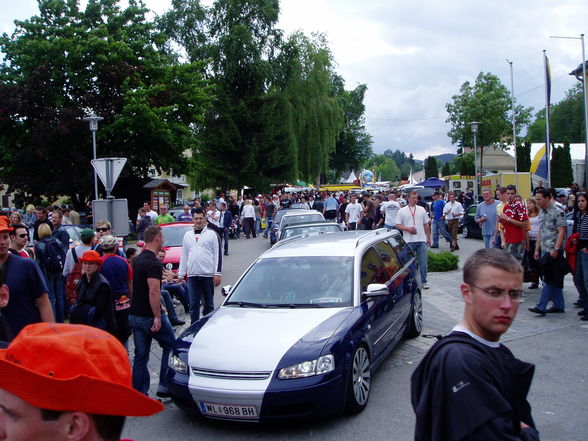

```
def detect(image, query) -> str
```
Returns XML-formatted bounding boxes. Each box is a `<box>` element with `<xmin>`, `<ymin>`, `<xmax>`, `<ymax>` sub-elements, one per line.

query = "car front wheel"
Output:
<box><xmin>345</xmin><ymin>346</ymin><xmax>371</xmax><ymax>414</ymax></box>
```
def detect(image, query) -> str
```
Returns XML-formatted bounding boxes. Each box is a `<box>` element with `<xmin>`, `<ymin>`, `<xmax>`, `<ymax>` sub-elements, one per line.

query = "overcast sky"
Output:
<box><xmin>1</xmin><ymin>1</ymin><xmax>587</xmax><ymax>159</ymax></box>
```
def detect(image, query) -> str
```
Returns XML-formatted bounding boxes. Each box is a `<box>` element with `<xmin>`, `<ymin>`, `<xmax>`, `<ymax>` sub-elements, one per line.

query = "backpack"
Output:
<box><xmin>40</xmin><ymin>238</ymin><xmax>66</xmax><ymax>274</ymax></box>
<box><xmin>65</xmin><ymin>248</ymin><xmax>83</xmax><ymax>305</ymax></box>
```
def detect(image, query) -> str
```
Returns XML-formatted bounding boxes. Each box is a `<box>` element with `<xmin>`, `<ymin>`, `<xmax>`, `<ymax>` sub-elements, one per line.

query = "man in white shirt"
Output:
<box><xmin>345</xmin><ymin>195</ymin><xmax>363</xmax><ymax>230</ymax></box>
<box><xmin>178</xmin><ymin>207</ymin><xmax>221</xmax><ymax>324</ymax></box>
<box><xmin>137</xmin><ymin>201</ymin><xmax>158</xmax><ymax>223</ymax></box>
<box><xmin>206</xmin><ymin>201</ymin><xmax>221</xmax><ymax>227</ymax></box>
<box><xmin>377</xmin><ymin>191</ymin><xmax>401</xmax><ymax>229</ymax></box>
<box><xmin>442</xmin><ymin>191</ymin><xmax>464</xmax><ymax>251</ymax></box>
<box><xmin>396</xmin><ymin>191</ymin><xmax>432</xmax><ymax>289</ymax></box>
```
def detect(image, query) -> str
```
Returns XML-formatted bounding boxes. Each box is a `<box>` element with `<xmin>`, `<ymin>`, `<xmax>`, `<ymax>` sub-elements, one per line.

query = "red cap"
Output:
<box><xmin>79</xmin><ymin>250</ymin><xmax>102</xmax><ymax>265</ymax></box>
<box><xmin>0</xmin><ymin>216</ymin><xmax>13</xmax><ymax>234</ymax></box>
<box><xmin>0</xmin><ymin>323</ymin><xmax>163</xmax><ymax>416</ymax></box>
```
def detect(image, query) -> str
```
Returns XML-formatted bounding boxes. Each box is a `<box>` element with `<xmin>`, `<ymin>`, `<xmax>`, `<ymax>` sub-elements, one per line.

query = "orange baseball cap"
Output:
<box><xmin>0</xmin><ymin>215</ymin><xmax>13</xmax><ymax>233</ymax></box>
<box><xmin>0</xmin><ymin>323</ymin><xmax>163</xmax><ymax>416</ymax></box>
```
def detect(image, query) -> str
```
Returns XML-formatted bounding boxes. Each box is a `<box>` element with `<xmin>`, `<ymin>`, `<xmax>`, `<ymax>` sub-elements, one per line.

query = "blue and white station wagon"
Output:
<box><xmin>166</xmin><ymin>229</ymin><xmax>423</xmax><ymax>421</ymax></box>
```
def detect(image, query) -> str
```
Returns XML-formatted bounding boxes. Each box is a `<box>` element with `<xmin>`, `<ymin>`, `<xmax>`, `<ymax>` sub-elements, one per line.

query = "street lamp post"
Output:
<box><xmin>550</xmin><ymin>34</ymin><xmax>588</xmax><ymax>188</ymax></box>
<box><xmin>507</xmin><ymin>59</ymin><xmax>519</xmax><ymax>189</ymax></box>
<box><xmin>82</xmin><ymin>113</ymin><xmax>104</xmax><ymax>200</ymax></box>
<box><xmin>469</xmin><ymin>121</ymin><xmax>481</xmax><ymax>197</ymax></box>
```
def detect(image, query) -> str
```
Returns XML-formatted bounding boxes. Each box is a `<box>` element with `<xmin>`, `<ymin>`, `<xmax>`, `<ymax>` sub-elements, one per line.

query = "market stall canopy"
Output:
<box><xmin>416</xmin><ymin>177</ymin><xmax>445</xmax><ymax>188</ymax></box>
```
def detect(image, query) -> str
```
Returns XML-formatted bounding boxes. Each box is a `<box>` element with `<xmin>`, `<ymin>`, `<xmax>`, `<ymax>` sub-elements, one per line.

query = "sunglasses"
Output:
<box><xmin>96</xmin><ymin>227</ymin><xmax>110</xmax><ymax>232</ymax></box>
<box><xmin>18</xmin><ymin>233</ymin><xmax>29</xmax><ymax>239</ymax></box>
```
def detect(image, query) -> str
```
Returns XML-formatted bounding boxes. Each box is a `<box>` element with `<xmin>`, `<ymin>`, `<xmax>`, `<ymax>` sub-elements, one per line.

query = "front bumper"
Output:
<box><xmin>167</xmin><ymin>368</ymin><xmax>346</xmax><ymax>422</ymax></box>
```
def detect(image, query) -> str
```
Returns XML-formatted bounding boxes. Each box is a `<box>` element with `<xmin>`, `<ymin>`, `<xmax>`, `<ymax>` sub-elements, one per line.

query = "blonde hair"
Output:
<box><xmin>526</xmin><ymin>197</ymin><xmax>539</xmax><ymax>217</ymax></box>
<box><xmin>26</xmin><ymin>204</ymin><xmax>36</xmax><ymax>215</ymax></box>
<box><xmin>38</xmin><ymin>223</ymin><xmax>52</xmax><ymax>239</ymax></box>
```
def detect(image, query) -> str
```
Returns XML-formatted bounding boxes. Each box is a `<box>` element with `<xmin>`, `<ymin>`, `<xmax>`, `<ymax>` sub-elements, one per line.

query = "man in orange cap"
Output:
<box><xmin>0</xmin><ymin>215</ymin><xmax>54</xmax><ymax>339</ymax></box>
<box><xmin>0</xmin><ymin>322</ymin><xmax>163</xmax><ymax>440</ymax></box>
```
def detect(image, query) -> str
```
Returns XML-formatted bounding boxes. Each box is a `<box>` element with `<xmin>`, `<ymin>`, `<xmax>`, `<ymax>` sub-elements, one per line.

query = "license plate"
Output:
<box><xmin>198</xmin><ymin>401</ymin><xmax>258</xmax><ymax>419</ymax></box>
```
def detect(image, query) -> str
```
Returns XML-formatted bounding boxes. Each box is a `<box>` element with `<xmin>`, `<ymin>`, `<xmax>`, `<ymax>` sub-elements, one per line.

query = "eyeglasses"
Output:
<box><xmin>96</xmin><ymin>227</ymin><xmax>110</xmax><ymax>232</ymax></box>
<box><xmin>468</xmin><ymin>283</ymin><xmax>524</xmax><ymax>303</ymax></box>
<box><xmin>18</xmin><ymin>233</ymin><xmax>29</xmax><ymax>239</ymax></box>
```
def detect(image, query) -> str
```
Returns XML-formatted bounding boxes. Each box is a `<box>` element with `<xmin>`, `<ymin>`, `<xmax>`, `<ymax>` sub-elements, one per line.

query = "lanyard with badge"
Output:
<box><xmin>408</xmin><ymin>205</ymin><xmax>417</xmax><ymax>227</ymax></box>
<box><xmin>194</xmin><ymin>225</ymin><xmax>207</xmax><ymax>242</ymax></box>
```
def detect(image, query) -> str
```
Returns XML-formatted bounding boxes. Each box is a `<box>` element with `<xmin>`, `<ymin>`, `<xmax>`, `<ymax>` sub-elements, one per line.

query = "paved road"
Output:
<box><xmin>123</xmin><ymin>233</ymin><xmax>588</xmax><ymax>441</ymax></box>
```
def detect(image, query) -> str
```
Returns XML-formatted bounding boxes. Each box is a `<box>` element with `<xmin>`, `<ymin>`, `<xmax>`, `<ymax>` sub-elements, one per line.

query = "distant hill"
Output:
<box><xmin>434</xmin><ymin>153</ymin><xmax>457</xmax><ymax>164</ymax></box>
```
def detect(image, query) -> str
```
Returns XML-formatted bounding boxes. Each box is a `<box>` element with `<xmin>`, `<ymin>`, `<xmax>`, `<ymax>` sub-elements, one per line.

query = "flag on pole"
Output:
<box><xmin>543</xmin><ymin>50</ymin><xmax>552</xmax><ymax>185</ymax></box>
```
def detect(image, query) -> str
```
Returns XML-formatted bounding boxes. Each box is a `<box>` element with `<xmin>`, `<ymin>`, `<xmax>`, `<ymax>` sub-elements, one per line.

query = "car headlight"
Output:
<box><xmin>169</xmin><ymin>353</ymin><xmax>188</xmax><ymax>374</ymax></box>
<box><xmin>278</xmin><ymin>355</ymin><xmax>335</xmax><ymax>379</ymax></box>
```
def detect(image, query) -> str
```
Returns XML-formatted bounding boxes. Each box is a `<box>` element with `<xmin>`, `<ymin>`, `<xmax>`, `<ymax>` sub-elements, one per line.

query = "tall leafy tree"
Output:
<box><xmin>0</xmin><ymin>0</ymin><xmax>212</xmax><ymax>208</ymax></box>
<box><xmin>516</xmin><ymin>140</ymin><xmax>531</xmax><ymax>172</ymax></box>
<box><xmin>550</xmin><ymin>138</ymin><xmax>574</xmax><ymax>187</ymax></box>
<box><xmin>446</xmin><ymin>72</ymin><xmax>532</xmax><ymax>170</ymax></box>
<box><xmin>364</xmin><ymin>155</ymin><xmax>400</xmax><ymax>182</ymax></box>
<box><xmin>526</xmin><ymin>83</ymin><xmax>585</xmax><ymax>143</ymax></box>
<box><xmin>329</xmin><ymin>79</ymin><xmax>373</xmax><ymax>180</ymax></box>
<box><xmin>441</xmin><ymin>162</ymin><xmax>451</xmax><ymax>177</ymax></box>
<box><xmin>424</xmin><ymin>156</ymin><xmax>438</xmax><ymax>178</ymax></box>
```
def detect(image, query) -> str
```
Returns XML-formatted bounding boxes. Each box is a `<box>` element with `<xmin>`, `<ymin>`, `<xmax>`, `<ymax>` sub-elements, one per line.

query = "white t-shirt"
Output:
<box><xmin>345</xmin><ymin>202</ymin><xmax>363</xmax><ymax>223</ymax></box>
<box><xmin>396</xmin><ymin>205</ymin><xmax>430</xmax><ymax>243</ymax></box>
<box><xmin>206</xmin><ymin>209</ymin><xmax>221</xmax><ymax>226</ymax></box>
<box><xmin>443</xmin><ymin>201</ymin><xmax>464</xmax><ymax>220</ymax></box>
<box><xmin>381</xmin><ymin>200</ymin><xmax>401</xmax><ymax>226</ymax></box>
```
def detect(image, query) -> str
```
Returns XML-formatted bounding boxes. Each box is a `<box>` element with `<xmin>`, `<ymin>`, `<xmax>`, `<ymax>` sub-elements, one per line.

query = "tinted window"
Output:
<box><xmin>282</xmin><ymin>224</ymin><xmax>340</xmax><ymax>240</ymax></box>
<box><xmin>360</xmin><ymin>247</ymin><xmax>388</xmax><ymax>292</ymax></box>
<box><xmin>228</xmin><ymin>257</ymin><xmax>353</xmax><ymax>307</ymax></box>
<box><xmin>373</xmin><ymin>241</ymin><xmax>402</xmax><ymax>280</ymax></box>
<box><xmin>387</xmin><ymin>235</ymin><xmax>413</xmax><ymax>266</ymax></box>
<box><xmin>282</xmin><ymin>214</ymin><xmax>324</xmax><ymax>228</ymax></box>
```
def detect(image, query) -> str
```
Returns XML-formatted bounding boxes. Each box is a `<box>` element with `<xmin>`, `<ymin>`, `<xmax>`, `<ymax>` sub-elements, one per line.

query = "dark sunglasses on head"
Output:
<box><xmin>96</xmin><ymin>227</ymin><xmax>110</xmax><ymax>232</ymax></box>
<box><xmin>18</xmin><ymin>233</ymin><xmax>29</xmax><ymax>239</ymax></box>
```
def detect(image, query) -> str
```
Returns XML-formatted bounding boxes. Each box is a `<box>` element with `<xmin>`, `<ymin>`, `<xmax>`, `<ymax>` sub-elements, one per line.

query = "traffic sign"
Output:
<box><xmin>91</xmin><ymin>158</ymin><xmax>126</xmax><ymax>195</ymax></box>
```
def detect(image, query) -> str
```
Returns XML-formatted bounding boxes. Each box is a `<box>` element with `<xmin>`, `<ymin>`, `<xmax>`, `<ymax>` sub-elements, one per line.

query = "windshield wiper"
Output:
<box><xmin>224</xmin><ymin>301</ymin><xmax>268</xmax><ymax>308</ymax></box>
<box><xmin>273</xmin><ymin>303</ymin><xmax>323</xmax><ymax>308</ymax></box>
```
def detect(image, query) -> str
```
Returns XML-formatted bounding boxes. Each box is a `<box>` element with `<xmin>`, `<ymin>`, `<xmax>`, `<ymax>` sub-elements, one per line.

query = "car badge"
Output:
<box><xmin>165</xmin><ymin>263</ymin><xmax>173</xmax><ymax>270</ymax></box>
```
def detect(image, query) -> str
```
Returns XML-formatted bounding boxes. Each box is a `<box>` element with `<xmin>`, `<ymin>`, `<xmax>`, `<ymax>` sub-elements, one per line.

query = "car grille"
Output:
<box><xmin>191</xmin><ymin>367</ymin><xmax>272</xmax><ymax>380</ymax></box>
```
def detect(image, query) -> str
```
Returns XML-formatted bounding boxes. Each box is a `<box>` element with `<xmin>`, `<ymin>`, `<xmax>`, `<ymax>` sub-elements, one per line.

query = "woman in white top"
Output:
<box><xmin>241</xmin><ymin>199</ymin><xmax>256</xmax><ymax>238</ymax></box>
<box><xmin>442</xmin><ymin>191</ymin><xmax>464</xmax><ymax>251</ymax></box>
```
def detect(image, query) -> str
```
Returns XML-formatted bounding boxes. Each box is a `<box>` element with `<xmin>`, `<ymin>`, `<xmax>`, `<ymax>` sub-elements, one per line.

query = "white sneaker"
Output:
<box><xmin>423</xmin><ymin>283</ymin><xmax>429</xmax><ymax>289</ymax></box>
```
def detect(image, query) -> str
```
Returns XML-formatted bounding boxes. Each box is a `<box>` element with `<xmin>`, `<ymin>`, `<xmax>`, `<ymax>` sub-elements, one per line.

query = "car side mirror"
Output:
<box><xmin>362</xmin><ymin>283</ymin><xmax>389</xmax><ymax>299</ymax></box>
<box><xmin>221</xmin><ymin>285</ymin><xmax>232</xmax><ymax>297</ymax></box>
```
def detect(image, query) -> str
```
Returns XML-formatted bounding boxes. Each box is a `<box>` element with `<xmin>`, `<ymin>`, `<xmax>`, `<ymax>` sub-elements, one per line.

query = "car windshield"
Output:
<box><xmin>226</xmin><ymin>257</ymin><xmax>353</xmax><ymax>307</ymax></box>
<box><xmin>163</xmin><ymin>225</ymin><xmax>193</xmax><ymax>247</ymax></box>
<box><xmin>282</xmin><ymin>214</ymin><xmax>323</xmax><ymax>228</ymax></box>
<box><xmin>282</xmin><ymin>224</ymin><xmax>340</xmax><ymax>240</ymax></box>
<box><xmin>273</xmin><ymin>209</ymin><xmax>303</xmax><ymax>224</ymax></box>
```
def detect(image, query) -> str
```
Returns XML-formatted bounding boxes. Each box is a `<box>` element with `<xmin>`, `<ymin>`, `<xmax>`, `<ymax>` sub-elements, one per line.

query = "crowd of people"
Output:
<box><xmin>0</xmin><ymin>180</ymin><xmax>585</xmax><ymax>440</ymax></box>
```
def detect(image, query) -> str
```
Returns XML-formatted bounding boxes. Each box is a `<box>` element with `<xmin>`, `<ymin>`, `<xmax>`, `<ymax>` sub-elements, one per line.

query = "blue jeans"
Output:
<box><xmin>483</xmin><ymin>235</ymin><xmax>493</xmax><ymax>248</ymax></box>
<box><xmin>264</xmin><ymin>217</ymin><xmax>273</xmax><ymax>237</ymax></box>
<box><xmin>129</xmin><ymin>314</ymin><xmax>175</xmax><ymax>395</ymax></box>
<box><xmin>187</xmin><ymin>276</ymin><xmax>215</xmax><ymax>324</ymax></box>
<box><xmin>494</xmin><ymin>234</ymin><xmax>502</xmax><ymax>249</ymax></box>
<box><xmin>431</xmin><ymin>219</ymin><xmax>452</xmax><ymax>247</ymax></box>
<box><xmin>163</xmin><ymin>282</ymin><xmax>189</xmax><ymax>311</ymax></box>
<box><xmin>222</xmin><ymin>228</ymin><xmax>229</xmax><ymax>253</ymax></box>
<box><xmin>46</xmin><ymin>272</ymin><xmax>65</xmax><ymax>323</ymax></box>
<box><xmin>573</xmin><ymin>251</ymin><xmax>588</xmax><ymax>308</ymax></box>
<box><xmin>408</xmin><ymin>242</ymin><xmax>428</xmax><ymax>284</ymax></box>
<box><xmin>536</xmin><ymin>252</ymin><xmax>565</xmax><ymax>311</ymax></box>
<box><xmin>254</xmin><ymin>217</ymin><xmax>262</xmax><ymax>234</ymax></box>
<box><xmin>160</xmin><ymin>289</ymin><xmax>179</xmax><ymax>322</ymax></box>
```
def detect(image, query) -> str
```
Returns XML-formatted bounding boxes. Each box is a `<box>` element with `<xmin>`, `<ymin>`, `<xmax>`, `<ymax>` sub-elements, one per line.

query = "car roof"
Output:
<box><xmin>282</xmin><ymin>221</ymin><xmax>340</xmax><ymax>229</ymax></box>
<box><xmin>281</xmin><ymin>210</ymin><xmax>323</xmax><ymax>218</ymax></box>
<box><xmin>264</xmin><ymin>229</ymin><xmax>400</xmax><ymax>258</ymax></box>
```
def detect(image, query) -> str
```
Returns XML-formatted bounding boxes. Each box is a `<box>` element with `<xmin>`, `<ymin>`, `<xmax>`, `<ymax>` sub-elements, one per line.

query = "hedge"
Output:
<box><xmin>427</xmin><ymin>250</ymin><xmax>459</xmax><ymax>272</ymax></box>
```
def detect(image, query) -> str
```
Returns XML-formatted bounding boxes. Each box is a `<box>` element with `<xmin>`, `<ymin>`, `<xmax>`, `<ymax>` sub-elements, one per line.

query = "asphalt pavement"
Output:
<box><xmin>122</xmin><ymin>231</ymin><xmax>588</xmax><ymax>441</ymax></box>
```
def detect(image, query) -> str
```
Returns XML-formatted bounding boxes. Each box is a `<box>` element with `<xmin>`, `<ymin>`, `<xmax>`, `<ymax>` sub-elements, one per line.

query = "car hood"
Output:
<box><xmin>187</xmin><ymin>306</ymin><xmax>348</xmax><ymax>372</ymax></box>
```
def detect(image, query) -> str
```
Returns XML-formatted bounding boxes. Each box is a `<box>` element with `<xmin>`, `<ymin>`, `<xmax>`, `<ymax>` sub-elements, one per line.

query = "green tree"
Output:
<box><xmin>451</xmin><ymin>154</ymin><xmax>475</xmax><ymax>176</ymax></box>
<box><xmin>527</xmin><ymin>83</ymin><xmax>585</xmax><ymax>143</ymax></box>
<box><xmin>424</xmin><ymin>156</ymin><xmax>438</xmax><ymax>178</ymax></box>
<box><xmin>516</xmin><ymin>140</ymin><xmax>531</xmax><ymax>172</ymax></box>
<box><xmin>0</xmin><ymin>0</ymin><xmax>212</xmax><ymax>208</ymax></box>
<box><xmin>441</xmin><ymin>162</ymin><xmax>451</xmax><ymax>177</ymax></box>
<box><xmin>446</xmin><ymin>72</ymin><xmax>532</xmax><ymax>168</ymax></box>
<box><xmin>550</xmin><ymin>138</ymin><xmax>574</xmax><ymax>187</ymax></box>
<box><xmin>365</xmin><ymin>155</ymin><xmax>400</xmax><ymax>182</ymax></box>
<box><xmin>329</xmin><ymin>80</ymin><xmax>373</xmax><ymax>180</ymax></box>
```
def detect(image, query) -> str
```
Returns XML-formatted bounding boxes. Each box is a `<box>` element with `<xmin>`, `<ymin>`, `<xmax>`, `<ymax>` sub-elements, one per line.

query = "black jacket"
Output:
<box><xmin>538</xmin><ymin>252</ymin><xmax>570</xmax><ymax>288</ymax></box>
<box><xmin>411</xmin><ymin>332</ymin><xmax>539</xmax><ymax>441</ymax></box>
<box><xmin>70</xmin><ymin>272</ymin><xmax>117</xmax><ymax>335</ymax></box>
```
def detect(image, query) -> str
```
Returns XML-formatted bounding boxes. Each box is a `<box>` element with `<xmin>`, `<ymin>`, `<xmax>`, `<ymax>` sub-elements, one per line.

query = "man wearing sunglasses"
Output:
<box><xmin>411</xmin><ymin>248</ymin><xmax>539</xmax><ymax>441</ymax></box>
<box><xmin>8</xmin><ymin>224</ymin><xmax>30</xmax><ymax>258</ymax></box>
<box><xmin>93</xmin><ymin>220</ymin><xmax>126</xmax><ymax>258</ymax></box>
